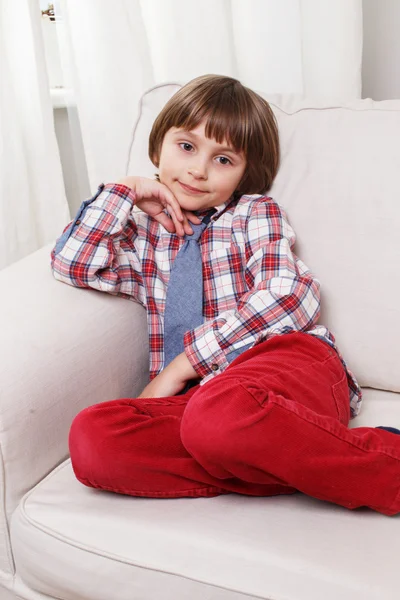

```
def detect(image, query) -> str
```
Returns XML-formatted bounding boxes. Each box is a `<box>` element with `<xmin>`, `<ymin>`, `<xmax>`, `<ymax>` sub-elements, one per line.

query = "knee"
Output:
<box><xmin>69</xmin><ymin>404</ymin><xmax>104</xmax><ymax>484</ymax></box>
<box><xmin>180</xmin><ymin>378</ymin><xmax>236</xmax><ymax>463</ymax></box>
<box><xmin>69</xmin><ymin>400</ymin><xmax>129</xmax><ymax>485</ymax></box>
<box><xmin>180</xmin><ymin>375</ymin><xmax>273</xmax><ymax>461</ymax></box>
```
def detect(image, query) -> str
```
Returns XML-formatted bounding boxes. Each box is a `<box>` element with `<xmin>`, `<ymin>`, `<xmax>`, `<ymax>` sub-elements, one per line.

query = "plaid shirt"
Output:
<box><xmin>51</xmin><ymin>182</ymin><xmax>362</xmax><ymax>418</ymax></box>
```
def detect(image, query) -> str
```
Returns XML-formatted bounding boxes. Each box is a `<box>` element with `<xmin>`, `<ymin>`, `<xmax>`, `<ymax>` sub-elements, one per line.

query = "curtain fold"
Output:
<box><xmin>0</xmin><ymin>0</ymin><xmax>70</xmax><ymax>270</ymax></box>
<box><xmin>58</xmin><ymin>0</ymin><xmax>155</xmax><ymax>195</ymax></box>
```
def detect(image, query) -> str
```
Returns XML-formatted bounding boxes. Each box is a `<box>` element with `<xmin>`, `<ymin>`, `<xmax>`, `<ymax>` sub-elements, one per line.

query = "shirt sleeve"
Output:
<box><xmin>50</xmin><ymin>182</ymin><xmax>146</xmax><ymax>305</ymax></box>
<box><xmin>183</xmin><ymin>197</ymin><xmax>321</xmax><ymax>382</ymax></box>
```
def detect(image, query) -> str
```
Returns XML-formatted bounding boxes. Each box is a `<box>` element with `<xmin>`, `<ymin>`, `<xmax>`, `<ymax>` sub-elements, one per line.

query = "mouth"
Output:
<box><xmin>179</xmin><ymin>181</ymin><xmax>207</xmax><ymax>194</ymax></box>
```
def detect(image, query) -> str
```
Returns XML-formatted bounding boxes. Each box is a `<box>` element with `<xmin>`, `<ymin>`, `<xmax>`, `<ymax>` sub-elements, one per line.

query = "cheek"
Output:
<box><xmin>161</xmin><ymin>148</ymin><xmax>180</xmax><ymax>169</ymax></box>
<box><xmin>223</xmin><ymin>170</ymin><xmax>244</xmax><ymax>190</ymax></box>
<box><xmin>159</xmin><ymin>156</ymin><xmax>172</xmax><ymax>174</ymax></box>
<box><xmin>231</xmin><ymin>167</ymin><xmax>246</xmax><ymax>190</ymax></box>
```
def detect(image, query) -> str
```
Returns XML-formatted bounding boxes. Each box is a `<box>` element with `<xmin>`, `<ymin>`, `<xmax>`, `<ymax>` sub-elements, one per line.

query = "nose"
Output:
<box><xmin>188</xmin><ymin>164</ymin><xmax>207</xmax><ymax>180</ymax></box>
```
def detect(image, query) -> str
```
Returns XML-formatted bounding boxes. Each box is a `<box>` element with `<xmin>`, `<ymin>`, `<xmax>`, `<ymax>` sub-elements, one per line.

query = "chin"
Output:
<box><xmin>174</xmin><ymin>192</ymin><xmax>199</xmax><ymax>206</ymax></box>
<box><xmin>178</xmin><ymin>199</ymin><xmax>204</xmax><ymax>211</ymax></box>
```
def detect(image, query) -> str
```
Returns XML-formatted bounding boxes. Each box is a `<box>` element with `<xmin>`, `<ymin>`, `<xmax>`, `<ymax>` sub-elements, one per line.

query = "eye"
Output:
<box><xmin>178</xmin><ymin>142</ymin><xmax>232</xmax><ymax>165</ymax></box>
<box><xmin>179</xmin><ymin>142</ymin><xmax>193</xmax><ymax>152</ymax></box>
<box><xmin>217</xmin><ymin>156</ymin><xmax>232</xmax><ymax>166</ymax></box>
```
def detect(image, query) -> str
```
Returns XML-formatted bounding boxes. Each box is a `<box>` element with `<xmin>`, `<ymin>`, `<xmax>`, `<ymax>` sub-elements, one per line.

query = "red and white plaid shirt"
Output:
<box><xmin>51</xmin><ymin>182</ymin><xmax>362</xmax><ymax>418</ymax></box>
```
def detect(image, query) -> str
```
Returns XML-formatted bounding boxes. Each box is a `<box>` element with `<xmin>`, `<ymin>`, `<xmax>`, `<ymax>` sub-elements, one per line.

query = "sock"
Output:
<box><xmin>376</xmin><ymin>426</ymin><xmax>400</xmax><ymax>435</ymax></box>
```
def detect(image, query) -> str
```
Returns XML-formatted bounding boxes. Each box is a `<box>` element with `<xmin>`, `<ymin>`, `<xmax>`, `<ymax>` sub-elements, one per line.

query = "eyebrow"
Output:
<box><xmin>173</xmin><ymin>129</ymin><xmax>241</xmax><ymax>156</ymax></box>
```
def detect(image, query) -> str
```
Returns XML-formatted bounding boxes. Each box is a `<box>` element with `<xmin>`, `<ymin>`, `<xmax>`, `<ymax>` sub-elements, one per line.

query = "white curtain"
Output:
<box><xmin>0</xmin><ymin>0</ymin><xmax>362</xmax><ymax>269</ymax></box>
<box><xmin>58</xmin><ymin>0</ymin><xmax>363</xmax><ymax>196</ymax></box>
<box><xmin>0</xmin><ymin>0</ymin><xmax>70</xmax><ymax>270</ymax></box>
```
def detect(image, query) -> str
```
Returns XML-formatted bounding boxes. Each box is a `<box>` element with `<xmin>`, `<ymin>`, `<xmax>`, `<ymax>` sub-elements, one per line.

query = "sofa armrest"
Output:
<box><xmin>0</xmin><ymin>243</ymin><xmax>149</xmax><ymax>521</ymax></box>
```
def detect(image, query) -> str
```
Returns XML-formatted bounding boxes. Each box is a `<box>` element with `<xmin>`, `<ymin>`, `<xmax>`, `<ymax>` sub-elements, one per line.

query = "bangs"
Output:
<box><xmin>167</xmin><ymin>93</ymin><xmax>252</xmax><ymax>156</ymax></box>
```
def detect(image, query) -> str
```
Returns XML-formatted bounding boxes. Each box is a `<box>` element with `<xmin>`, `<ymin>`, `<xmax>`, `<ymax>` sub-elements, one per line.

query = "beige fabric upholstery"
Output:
<box><xmin>9</xmin><ymin>388</ymin><xmax>400</xmax><ymax>600</ymax></box>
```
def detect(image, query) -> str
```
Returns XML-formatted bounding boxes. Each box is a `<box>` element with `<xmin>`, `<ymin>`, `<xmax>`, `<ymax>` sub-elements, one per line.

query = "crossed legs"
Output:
<box><xmin>69</xmin><ymin>333</ymin><xmax>400</xmax><ymax>515</ymax></box>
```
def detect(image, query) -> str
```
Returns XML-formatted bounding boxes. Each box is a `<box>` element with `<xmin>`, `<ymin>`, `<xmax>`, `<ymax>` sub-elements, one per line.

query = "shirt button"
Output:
<box><xmin>211</xmin><ymin>364</ymin><xmax>219</xmax><ymax>371</ymax></box>
<box><xmin>75</xmin><ymin>219</ymin><xmax>81</xmax><ymax>225</ymax></box>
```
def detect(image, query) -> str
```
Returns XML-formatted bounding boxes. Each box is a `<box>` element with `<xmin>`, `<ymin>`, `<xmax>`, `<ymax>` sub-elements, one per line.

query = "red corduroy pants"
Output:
<box><xmin>69</xmin><ymin>332</ymin><xmax>400</xmax><ymax>516</ymax></box>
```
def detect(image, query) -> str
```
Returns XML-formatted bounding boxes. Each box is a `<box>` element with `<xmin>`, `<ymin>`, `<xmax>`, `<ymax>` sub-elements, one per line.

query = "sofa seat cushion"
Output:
<box><xmin>11</xmin><ymin>388</ymin><xmax>400</xmax><ymax>600</ymax></box>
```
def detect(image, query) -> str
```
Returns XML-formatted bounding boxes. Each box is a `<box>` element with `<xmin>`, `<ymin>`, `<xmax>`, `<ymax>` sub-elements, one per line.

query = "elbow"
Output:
<box><xmin>50</xmin><ymin>253</ymin><xmax>88</xmax><ymax>289</ymax></box>
<box><xmin>296</xmin><ymin>276</ymin><xmax>321</xmax><ymax>330</ymax></box>
<box><xmin>275</xmin><ymin>275</ymin><xmax>321</xmax><ymax>332</ymax></box>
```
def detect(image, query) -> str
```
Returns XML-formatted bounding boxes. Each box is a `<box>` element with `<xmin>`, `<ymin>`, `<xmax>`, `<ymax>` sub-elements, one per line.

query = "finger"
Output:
<box><xmin>159</xmin><ymin>187</ymin><xmax>184</xmax><ymax>223</ymax></box>
<box><xmin>186</xmin><ymin>212</ymin><xmax>202</xmax><ymax>225</ymax></box>
<box><xmin>170</xmin><ymin>209</ymin><xmax>186</xmax><ymax>237</ymax></box>
<box><xmin>165</xmin><ymin>206</ymin><xmax>185</xmax><ymax>237</ymax></box>
<box><xmin>153</xmin><ymin>212</ymin><xmax>178</xmax><ymax>235</ymax></box>
<box><xmin>159</xmin><ymin>190</ymin><xmax>187</xmax><ymax>236</ymax></box>
<box><xmin>181</xmin><ymin>213</ymin><xmax>194</xmax><ymax>235</ymax></box>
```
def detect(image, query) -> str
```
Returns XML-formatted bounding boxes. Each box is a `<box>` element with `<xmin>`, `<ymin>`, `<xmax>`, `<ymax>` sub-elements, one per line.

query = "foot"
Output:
<box><xmin>376</xmin><ymin>426</ymin><xmax>400</xmax><ymax>435</ymax></box>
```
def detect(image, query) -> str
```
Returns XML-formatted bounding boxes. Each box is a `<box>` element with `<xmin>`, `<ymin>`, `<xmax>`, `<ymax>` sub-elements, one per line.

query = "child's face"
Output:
<box><xmin>157</xmin><ymin>119</ymin><xmax>247</xmax><ymax>212</ymax></box>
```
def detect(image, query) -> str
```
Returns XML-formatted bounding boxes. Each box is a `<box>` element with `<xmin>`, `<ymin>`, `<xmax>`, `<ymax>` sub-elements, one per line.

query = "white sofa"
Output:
<box><xmin>1</xmin><ymin>83</ymin><xmax>400</xmax><ymax>600</ymax></box>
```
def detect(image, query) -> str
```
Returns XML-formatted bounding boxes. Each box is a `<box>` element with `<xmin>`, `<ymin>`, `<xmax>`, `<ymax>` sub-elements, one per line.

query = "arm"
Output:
<box><xmin>137</xmin><ymin>351</ymin><xmax>198</xmax><ymax>398</ymax></box>
<box><xmin>51</xmin><ymin>176</ymin><xmax>200</xmax><ymax>301</ymax></box>
<box><xmin>183</xmin><ymin>198</ymin><xmax>321</xmax><ymax>382</ymax></box>
<box><xmin>50</xmin><ymin>182</ymin><xmax>145</xmax><ymax>303</ymax></box>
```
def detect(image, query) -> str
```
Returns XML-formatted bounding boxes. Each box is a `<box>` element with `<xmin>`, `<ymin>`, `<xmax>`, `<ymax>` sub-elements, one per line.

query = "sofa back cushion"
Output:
<box><xmin>127</xmin><ymin>83</ymin><xmax>400</xmax><ymax>392</ymax></box>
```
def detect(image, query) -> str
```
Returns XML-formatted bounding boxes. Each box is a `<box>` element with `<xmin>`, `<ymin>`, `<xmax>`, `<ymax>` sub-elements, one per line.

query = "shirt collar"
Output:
<box><xmin>194</xmin><ymin>193</ymin><xmax>238</xmax><ymax>222</ymax></box>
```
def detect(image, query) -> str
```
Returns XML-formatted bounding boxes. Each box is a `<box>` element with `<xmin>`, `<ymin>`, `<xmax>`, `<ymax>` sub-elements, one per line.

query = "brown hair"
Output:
<box><xmin>148</xmin><ymin>74</ymin><xmax>280</xmax><ymax>197</ymax></box>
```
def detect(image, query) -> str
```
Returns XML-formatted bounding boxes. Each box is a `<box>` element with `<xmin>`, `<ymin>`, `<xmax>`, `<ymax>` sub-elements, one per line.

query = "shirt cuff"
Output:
<box><xmin>183</xmin><ymin>323</ymin><xmax>257</xmax><ymax>383</ymax></box>
<box><xmin>183</xmin><ymin>324</ymin><xmax>230</xmax><ymax>379</ymax></box>
<box><xmin>96</xmin><ymin>182</ymin><xmax>137</xmax><ymax>216</ymax></box>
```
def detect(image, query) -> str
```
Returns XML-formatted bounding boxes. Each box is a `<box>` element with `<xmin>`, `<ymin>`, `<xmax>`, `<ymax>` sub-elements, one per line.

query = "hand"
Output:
<box><xmin>117</xmin><ymin>176</ymin><xmax>201</xmax><ymax>237</ymax></box>
<box><xmin>138</xmin><ymin>351</ymin><xmax>199</xmax><ymax>398</ymax></box>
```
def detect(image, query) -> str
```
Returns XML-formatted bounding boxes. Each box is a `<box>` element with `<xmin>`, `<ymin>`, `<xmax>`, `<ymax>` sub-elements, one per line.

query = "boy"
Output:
<box><xmin>51</xmin><ymin>74</ymin><xmax>400</xmax><ymax>516</ymax></box>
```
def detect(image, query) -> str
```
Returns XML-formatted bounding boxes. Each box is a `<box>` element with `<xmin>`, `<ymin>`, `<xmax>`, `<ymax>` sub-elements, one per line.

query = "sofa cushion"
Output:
<box><xmin>10</xmin><ymin>388</ymin><xmax>400</xmax><ymax>600</ymax></box>
<box><xmin>126</xmin><ymin>83</ymin><xmax>400</xmax><ymax>394</ymax></box>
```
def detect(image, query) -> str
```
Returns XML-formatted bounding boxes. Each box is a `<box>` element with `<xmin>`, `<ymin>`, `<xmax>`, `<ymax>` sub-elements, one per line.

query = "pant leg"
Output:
<box><xmin>68</xmin><ymin>388</ymin><xmax>297</xmax><ymax>499</ymax></box>
<box><xmin>181</xmin><ymin>331</ymin><xmax>400</xmax><ymax>516</ymax></box>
